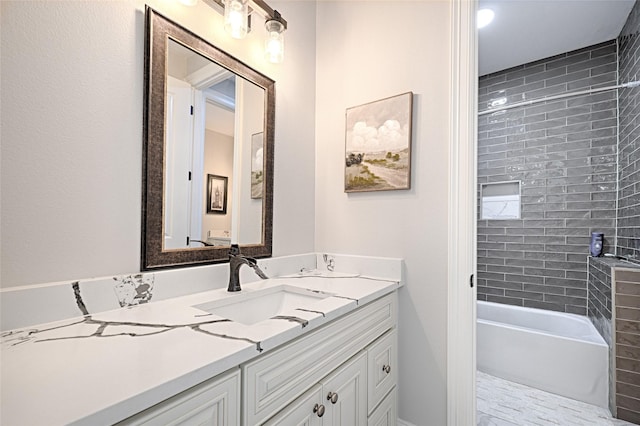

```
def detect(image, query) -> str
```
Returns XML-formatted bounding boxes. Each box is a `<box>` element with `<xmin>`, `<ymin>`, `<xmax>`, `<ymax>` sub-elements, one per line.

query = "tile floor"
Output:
<box><xmin>477</xmin><ymin>371</ymin><xmax>634</xmax><ymax>426</ymax></box>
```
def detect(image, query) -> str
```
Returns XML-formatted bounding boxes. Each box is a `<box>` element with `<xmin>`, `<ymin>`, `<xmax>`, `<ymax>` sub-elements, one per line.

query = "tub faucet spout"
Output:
<box><xmin>228</xmin><ymin>244</ymin><xmax>268</xmax><ymax>292</ymax></box>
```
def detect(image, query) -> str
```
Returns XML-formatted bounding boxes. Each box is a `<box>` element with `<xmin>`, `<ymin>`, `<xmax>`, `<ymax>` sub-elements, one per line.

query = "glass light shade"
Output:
<box><xmin>178</xmin><ymin>0</ymin><xmax>198</xmax><ymax>6</ymax></box>
<box><xmin>224</xmin><ymin>0</ymin><xmax>249</xmax><ymax>39</ymax></box>
<box><xmin>264</xmin><ymin>19</ymin><xmax>285</xmax><ymax>63</ymax></box>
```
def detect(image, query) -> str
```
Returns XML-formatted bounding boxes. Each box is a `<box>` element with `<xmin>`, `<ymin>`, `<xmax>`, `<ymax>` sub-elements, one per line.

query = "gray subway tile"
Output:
<box><xmin>523</xmin><ymin>299</ymin><xmax>566</xmax><ymax>312</ymax></box>
<box><xmin>476</xmin><ymin>38</ymin><xmax>634</xmax><ymax>316</ymax></box>
<box><xmin>544</xmin><ymin>277</ymin><xmax>587</xmax><ymax>288</ymax></box>
<box><xmin>486</xmin><ymin>295</ymin><xmax>524</xmax><ymax>306</ymax></box>
<box><xmin>565</xmin><ymin>288</ymin><xmax>588</xmax><ymax>298</ymax></box>
<box><xmin>505</xmin><ymin>258</ymin><xmax>545</xmax><ymax>268</ymax></box>
<box><xmin>544</xmin><ymin>228</ymin><xmax>589</xmax><ymax>237</ymax></box>
<box><xmin>546</xmin><ymin>52</ymin><xmax>590</xmax><ymax>69</ymax></box>
<box><xmin>566</xmin><ymin>305</ymin><xmax>587</xmax><ymax>315</ymax></box>
<box><xmin>478</xmin><ymin>286</ymin><xmax>505</xmax><ymax>296</ymax></box>
<box><xmin>485</xmin><ymin>280</ymin><xmax>524</xmax><ymax>290</ymax></box>
<box><xmin>505</xmin><ymin>289</ymin><xmax>544</xmax><ymax>301</ymax></box>
<box><xmin>486</xmin><ymin>265</ymin><xmax>525</xmax><ymax>275</ymax></box>
<box><xmin>523</xmin><ymin>283</ymin><xmax>565</xmax><ymax>295</ymax></box>
<box><xmin>544</xmin><ymin>260</ymin><xmax>586</xmax><ymax>271</ymax></box>
<box><xmin>524</xmin><ymin>267</ymin><xmax>566</xmax><ymax>278</ymax></box>
<box><xmin>544</xmin><ymin>294</ymin><xmax>587</xmax><ymax>307</ymax></box>
<box><xmin>524</xmin><ymin>251</ymin><xmax>567</xmax><ymax>261</ymax></box>
<box><xmin>504</xmin><ymin>273</ymin><xmax>545</xmax><ymax>284</ymax></box>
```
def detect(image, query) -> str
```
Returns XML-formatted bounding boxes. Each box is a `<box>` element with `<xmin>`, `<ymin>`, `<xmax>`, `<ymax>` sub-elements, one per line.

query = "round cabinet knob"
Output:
<box><xmin>313</xmin><ymin>403</ymin><xmax>325</xmax><ymax>417</ymax></box>
<box><xmin>327</xmin><ymin>391</ymin><xmax>339</xmax><ymax>404</ymax></box>
<box><xmin>383</xmin><ymin>364</ymin><xmax>391</xmax><ymax>374</ymax></box>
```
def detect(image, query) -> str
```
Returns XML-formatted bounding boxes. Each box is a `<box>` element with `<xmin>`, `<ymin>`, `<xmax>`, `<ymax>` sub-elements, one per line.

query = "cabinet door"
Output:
<box><xmin>367</xmin><ymin>330</ymin><xmax>397</xmax><ymax>414</ymax></box>
<box><xmin>323</xmin><ymin>352</ymin><xmax>368</xmax><ymax>426</ymax></box>
<box><xmin>264</xmin><ymin>385</ymin><xmax>324</xmax><ymax>426</ymax></box>
<box><xmin>118</xmin><ymin>369</ymin><xmax>240</xmax><ymax>426</ymax></box>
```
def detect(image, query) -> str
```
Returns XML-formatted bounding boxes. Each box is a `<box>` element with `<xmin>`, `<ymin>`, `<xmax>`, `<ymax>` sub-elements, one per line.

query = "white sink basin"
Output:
<box><xmin>192</xmin><ymin>285</ymin><xmax>332</xmax><ymax>325</ymax></box>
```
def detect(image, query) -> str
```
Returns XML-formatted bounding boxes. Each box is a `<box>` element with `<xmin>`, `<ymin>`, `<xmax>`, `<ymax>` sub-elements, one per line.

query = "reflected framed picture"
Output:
<box><xmin>251</xmin><ymin>132</ymin><xmax>264</xmax><ymax>199</ymax></box>
<box><xmin>344</xmin><ymin>92</ymin><xmax>413</xmax><ymax>193</ymax></box>
<box><xmin>207</xmin><ymin>174</ymin><xmax>228</xmax><ymax>214</ymax></box>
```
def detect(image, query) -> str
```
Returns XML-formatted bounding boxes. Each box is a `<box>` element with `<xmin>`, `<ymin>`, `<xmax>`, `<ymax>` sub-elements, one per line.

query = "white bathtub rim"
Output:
<box><xmin>477</xmin><ymin>300</ymin><xmax>607</xmax><ymax>346</ymax></box>
<box><xmin>477</xmin><ymin>318</ymin><xmax>608</xmax><ymax>347</ymax></box>
<box><xmin>478</xmin><ymin>300</ymin><xmax>588</xmax><ymax>323</ymax></box>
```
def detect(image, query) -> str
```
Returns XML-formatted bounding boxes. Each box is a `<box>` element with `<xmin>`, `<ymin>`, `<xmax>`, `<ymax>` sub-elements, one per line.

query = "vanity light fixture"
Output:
<box><xmin>199</xmin><ymin>0</ymin><xmax>288</xmax><ymax>62</ymax></box>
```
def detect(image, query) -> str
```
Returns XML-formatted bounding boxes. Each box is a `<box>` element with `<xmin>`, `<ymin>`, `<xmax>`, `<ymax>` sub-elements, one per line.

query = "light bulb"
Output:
<box><xmin>264</xmin><ymin>19</ymin><xmax>284</xmax><ymax>63</ymax></box>
<box><xmin>224</xmin><ymin>0</ymin><xmax>248</xmax><ymax>39</ymax></box>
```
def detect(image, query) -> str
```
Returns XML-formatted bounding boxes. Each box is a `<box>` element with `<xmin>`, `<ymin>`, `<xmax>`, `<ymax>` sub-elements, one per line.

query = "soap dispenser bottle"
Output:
<box><xmin>590</xmin><ymin>232</ymin><xmax>604</xmax><ymax>257</ymax></box>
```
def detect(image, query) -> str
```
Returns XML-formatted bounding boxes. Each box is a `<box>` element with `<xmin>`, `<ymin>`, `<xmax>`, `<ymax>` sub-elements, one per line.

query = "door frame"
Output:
<box><xmin>447</xmin><ymin>0</ymin><xmax>478</xmax><ymax>424</ymax></box>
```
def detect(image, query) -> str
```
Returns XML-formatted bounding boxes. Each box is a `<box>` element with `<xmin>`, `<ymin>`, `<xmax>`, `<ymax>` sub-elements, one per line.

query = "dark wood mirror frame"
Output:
<box><xmin>142</xmin><ymin>7</ymin><xmax>274</xmax><ymax>270</ymax></box>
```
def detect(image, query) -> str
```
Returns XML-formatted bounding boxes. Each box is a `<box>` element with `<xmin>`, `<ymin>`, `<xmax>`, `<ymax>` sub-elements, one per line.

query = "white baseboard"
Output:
<box><xmin>398</xmin><ymin>419</ymin><xmax>417</xmax><ymax>426</ymax></box>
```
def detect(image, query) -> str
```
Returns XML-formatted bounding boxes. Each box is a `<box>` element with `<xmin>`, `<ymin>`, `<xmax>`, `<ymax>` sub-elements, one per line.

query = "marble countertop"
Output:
<box><xmin>1</xmin><ymin>274</ymin><xmax>399</xmax><ymax>426</ymax></box>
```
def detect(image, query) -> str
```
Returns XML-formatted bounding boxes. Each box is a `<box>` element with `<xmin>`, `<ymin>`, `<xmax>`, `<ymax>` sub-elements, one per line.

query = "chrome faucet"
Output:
<box><xmin>228</xmin><ymin>244</ymin><xmax>268</xmax><ymax>292</ymax></box>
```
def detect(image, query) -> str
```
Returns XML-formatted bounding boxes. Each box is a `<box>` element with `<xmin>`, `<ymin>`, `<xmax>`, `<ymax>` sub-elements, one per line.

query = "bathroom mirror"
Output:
<box><xmin>142</xmin><ymin>7</ymin><xmax>274</xmax><ymax>270</ymax></box>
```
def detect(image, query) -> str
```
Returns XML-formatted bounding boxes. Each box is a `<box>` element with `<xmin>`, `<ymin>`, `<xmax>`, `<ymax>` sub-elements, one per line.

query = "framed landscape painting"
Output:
<box><xmin>344</xmin><ymin>92</ymin><xmax>413</xmax><ymax>192</ymax></box>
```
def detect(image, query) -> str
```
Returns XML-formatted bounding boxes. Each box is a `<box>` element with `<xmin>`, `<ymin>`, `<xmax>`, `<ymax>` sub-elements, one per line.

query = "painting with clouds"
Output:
<box><xmin>344</xmin><ymin>92</ymin><xmax>413</xmax><ymax>192</ymax></box>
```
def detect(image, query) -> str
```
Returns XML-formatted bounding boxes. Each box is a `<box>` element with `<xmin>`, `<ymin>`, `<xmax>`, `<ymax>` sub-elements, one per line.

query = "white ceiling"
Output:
<box><xmin>478</xmin><ymin>0</ymin><xmax>636</xmax><ymax>76</ymax></box>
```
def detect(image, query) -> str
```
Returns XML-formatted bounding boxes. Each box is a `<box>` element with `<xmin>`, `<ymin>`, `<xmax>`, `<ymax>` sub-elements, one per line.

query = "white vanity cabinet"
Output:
<box><xmin>118</xmin><ymin>292</ymin><xmax>397</xmax><ymax>426</ymax></box>
<box><xmin>118</xmin><ymin>368</ymin><xmax>240</xmax><ymax>426</ymax></box>
<box><xmin>243</xmin><ymin>292</ymin><xmax>397</xmax><ymax>426</ymax></box>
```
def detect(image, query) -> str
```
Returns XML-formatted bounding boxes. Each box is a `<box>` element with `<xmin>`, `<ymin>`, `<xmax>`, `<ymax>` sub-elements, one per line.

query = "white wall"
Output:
<box><xmin>0</xmin><ymin>0</ymin><xmax>316</xmax><ymax>287</ymax></box>
<box><xmin>203</xmin><ymin>129</ymin><xmax>234</xmax><ymax>236</ymax></box>
<box><xmin>314</xmin><ymin>2</ymin><xmax>452</xmax><ymax>424</ymax></box>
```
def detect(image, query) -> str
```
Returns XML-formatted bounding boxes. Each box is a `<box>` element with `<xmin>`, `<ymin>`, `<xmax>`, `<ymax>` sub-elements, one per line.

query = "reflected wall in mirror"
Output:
<box><xmin>142</xmin><ymin>7</ymin><xmax>274</xmax><ymax>270</ymax></box>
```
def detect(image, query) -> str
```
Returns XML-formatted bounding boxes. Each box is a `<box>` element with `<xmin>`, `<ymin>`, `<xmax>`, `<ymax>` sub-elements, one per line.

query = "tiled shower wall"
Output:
<box><xmin>587</xmin><ymin>256</ymin><xmax>623</xmax><ymax>414</ymax></box>
<box><xmin>477</xmin><ymin>41</ymin><xmax>619</xmax><ymax>314</ymax></box>
<box><xmin>618</xmin><ymin>2</ymin><xmax>640</xmax><ymax>261</ymax></box>
<box><xmin>588</xmin><ymin>257</ymin><xmax>615</xmax><ymax>346</ymax></box>
<box><xmin>613</xmin><ymin>268</ymin><xmax>640</xmax><ymax>423</ymax></box>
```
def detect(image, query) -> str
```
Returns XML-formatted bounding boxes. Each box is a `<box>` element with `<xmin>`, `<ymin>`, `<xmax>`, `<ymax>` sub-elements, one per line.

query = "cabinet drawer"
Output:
<box><xmin>243</xmin><ymin>293</ymin><xmax>397</xmax><ymax>426</ymax></box>
<box><xmin>367</xmin><ymin>329</ymin><xmax>397</xmax><ymax>414</ymax></box>
<box><xmin>118</xmin><ymin>369</ymin><xmax>240</xmax><ymax>426</ymax></box>
<box><xmin>264</xmin><ymin>385</ymin><xmax>323</xmax><ymax>426</ymax></box>
<box><xmin>367</xmin><ymin>387</ymin><xmax>396</xmax><ymax>426</ymax></box>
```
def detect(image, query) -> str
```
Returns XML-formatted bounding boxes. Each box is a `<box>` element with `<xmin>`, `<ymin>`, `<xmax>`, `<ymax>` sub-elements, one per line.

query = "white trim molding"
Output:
<box><xmin>447</xmin><ymin>0</ymin><xmax>478</xmax><ymax>425</ymax></box>
<box><xmin>398</xmin><ymin>419</ymin><xmax>418</xmax><ymax>426</ymax></box>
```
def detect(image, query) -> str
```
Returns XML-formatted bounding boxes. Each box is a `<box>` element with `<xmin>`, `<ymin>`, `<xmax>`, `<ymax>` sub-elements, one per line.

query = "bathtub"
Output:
<box><xmin>477</xmin><ymin>301</ymin><xmax>609</xmax><ymax>408</ymax></box>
